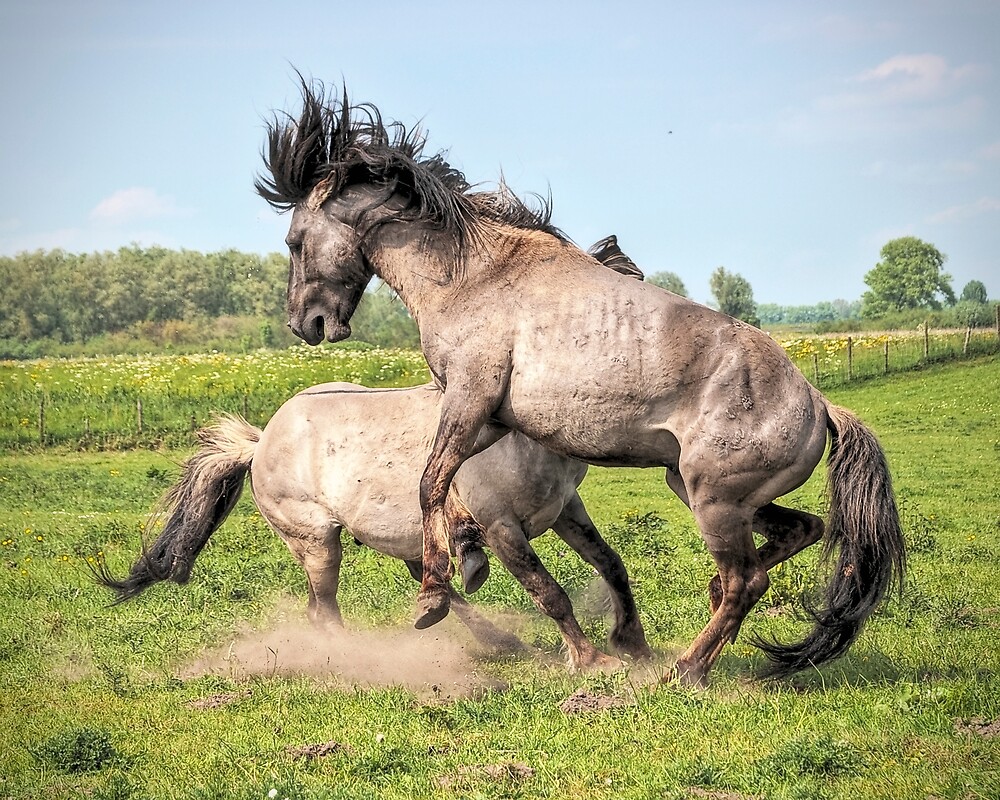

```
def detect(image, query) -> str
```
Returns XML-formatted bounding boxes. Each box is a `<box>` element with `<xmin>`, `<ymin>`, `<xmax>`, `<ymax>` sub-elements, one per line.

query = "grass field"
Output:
<box><xmin>1</xmin><ymin>355</ymin><xmax>998</xmax><ymax>799</ymax></box>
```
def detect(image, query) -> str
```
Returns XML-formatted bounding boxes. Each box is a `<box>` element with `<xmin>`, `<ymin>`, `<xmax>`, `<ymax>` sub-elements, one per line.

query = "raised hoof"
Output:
<box><xmin>460</xmin><ymin>549</ymin><xmax>490</xmax><ymax>594</ymax></box>
<box><xmin>414</xmin><ymin>590</ymin><xmax>450</xmax><ymax>630</ymax></box>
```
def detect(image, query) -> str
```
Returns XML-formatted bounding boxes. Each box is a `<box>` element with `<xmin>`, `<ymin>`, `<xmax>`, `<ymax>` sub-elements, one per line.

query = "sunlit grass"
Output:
<box><xmin>1</xmin><ymin>356</ymin><xmax>998</xmax><ymax>798</ymax></box>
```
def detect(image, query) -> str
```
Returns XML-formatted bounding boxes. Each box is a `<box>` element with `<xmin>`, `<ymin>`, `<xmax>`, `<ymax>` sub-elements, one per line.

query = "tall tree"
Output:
<box><xmin>646</xmin><ymin>271</ymin><xmax>688</xmax><ymax>297</ymax></box>
<box><xmin>709</xmin><ymin>266</ymin><xmax>760</xmax><ymax>327</ymax></box>
<box><xmin>862</xmin><ymin>237</ymin><xmax>955</xmax><ymax>317</ymax></box>
<box><xmin>959</xmin><ymin>279</ymin><xmax>988</xmax><ymax>304</ymax></box>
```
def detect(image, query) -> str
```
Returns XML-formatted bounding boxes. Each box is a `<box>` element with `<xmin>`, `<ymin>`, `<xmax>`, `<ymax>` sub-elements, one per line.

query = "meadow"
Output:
<box><xmin>0</xmin><ymin>327</ymin><xmax>995</xmax><ymax>450</ymax></box>
<box><xmin>0</xmin><ymin>350</ymin><xmax>998</xmax><ymax>799</ymax></box>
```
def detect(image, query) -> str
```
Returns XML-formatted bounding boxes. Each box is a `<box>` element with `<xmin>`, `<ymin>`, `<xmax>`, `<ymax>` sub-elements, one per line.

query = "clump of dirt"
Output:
<box><xmin>684</xmin><ymin>789</ymin><xmax>761</xmax><ymax>800</ymax></box>
<box><xmin>177</xmin><ymin>617</ymin><xmax>506</xmax><ymax>701</ymax></box>
<box><xmin>954</xmin><ymin>718</ymin><xmax>1000</xmax><ymax>738</ymax></box>
<box><xmin>558</xmin><ymin>688</ymin><xmax>631</xmax><ymax>714</ymax></box>
<box><xmin>285</xmin><ymin>741</ymin><xmax>351</xmax><ymax>760</ymax></box>
<box><xmin>436</xmin><ymin>762</ymin><xmax>535</xmax><ymax>789</ymax></box>
<box><xmin>184</xmin><ymin>690</ymin><xmax>251</xmax><ymax>710</ymax></box>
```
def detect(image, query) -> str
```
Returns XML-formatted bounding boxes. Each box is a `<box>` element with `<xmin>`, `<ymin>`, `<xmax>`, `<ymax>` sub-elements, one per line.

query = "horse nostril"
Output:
<box><xmin>313</xmin><ymin>316</ymin><xmax>325</xmax><ymax>342</ymax></box>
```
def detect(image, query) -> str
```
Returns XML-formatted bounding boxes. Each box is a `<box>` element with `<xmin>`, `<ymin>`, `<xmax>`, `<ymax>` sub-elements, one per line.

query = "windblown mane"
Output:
<box><xmin>256</xmin><ymin>76</ymin><xmax>564</xmax><ymax>251</ymax></box>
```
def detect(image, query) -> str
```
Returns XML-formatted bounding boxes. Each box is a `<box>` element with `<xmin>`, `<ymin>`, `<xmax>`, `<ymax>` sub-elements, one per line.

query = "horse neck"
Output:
<box><xmin>365</xmin><ymin>225</ymin><xmax>466</xmax><ymax>316</ymax></box>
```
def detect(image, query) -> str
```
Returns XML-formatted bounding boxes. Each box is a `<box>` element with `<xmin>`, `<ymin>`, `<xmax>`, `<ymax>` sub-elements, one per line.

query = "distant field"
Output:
<box><xmin>1</xmin><ymin>354</ymin><xmax>997</xmax><ymax>799</ymax></box>
<box><xmin>0</xmin><ymin>328</ymin><xmax>995</xmax><ymax>449</ymax></box>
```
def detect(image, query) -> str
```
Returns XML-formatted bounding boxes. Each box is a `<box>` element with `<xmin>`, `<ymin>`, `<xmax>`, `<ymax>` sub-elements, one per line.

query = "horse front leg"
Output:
<box><xmin>415</xmin><ymin>392</ymin><xmax>495</xmax><ymax>629</ymax></box>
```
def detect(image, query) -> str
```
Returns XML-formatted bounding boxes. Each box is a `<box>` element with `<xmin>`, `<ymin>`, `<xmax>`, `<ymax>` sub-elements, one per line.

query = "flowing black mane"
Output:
<box><xmin>256</xmin><ymin>77</ymin><xmax>564</xmax><ymax>249</ymax></box>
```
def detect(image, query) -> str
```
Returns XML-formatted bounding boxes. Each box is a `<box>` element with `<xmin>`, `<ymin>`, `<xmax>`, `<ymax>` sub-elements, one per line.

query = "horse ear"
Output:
<box><xmin>306</xmin><ymin>173</ymin><xmax>338</xmax><ymax>212</ymax></box>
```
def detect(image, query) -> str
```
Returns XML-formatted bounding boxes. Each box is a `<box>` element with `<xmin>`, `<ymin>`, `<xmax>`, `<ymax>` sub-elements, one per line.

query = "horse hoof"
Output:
<box><xmin>460</xmin><ymin>549</ymin><xmax>490</xmax><ymax>594</ymax></box>
<box><xmin>414</xmin><ymin>591</ymin><xmax>450</xmax><ymax>630</ymax></box>
<box><xmin>667</xmin><ymin>662</ymin><xmax>708</xmax><ymax>690</ymax></box>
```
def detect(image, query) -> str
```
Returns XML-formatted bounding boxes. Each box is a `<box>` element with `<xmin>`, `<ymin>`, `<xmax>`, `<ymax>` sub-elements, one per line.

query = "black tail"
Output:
<box><xmin>93</xmin><ymin>415</ymin><xmax>261</xmax><ymax>601</ymax></box>
<box><xmin>757</xmin><ymin>404</ymin><xmax>906</xmax><ymax>676</ymax></box>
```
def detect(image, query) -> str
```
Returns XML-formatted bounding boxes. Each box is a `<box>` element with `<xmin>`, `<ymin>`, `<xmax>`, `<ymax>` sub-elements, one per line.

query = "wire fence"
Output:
<box><xmin>2</xmin><ymin>323</ymin><xmax>998</xmax><ymax>450</ymax></box>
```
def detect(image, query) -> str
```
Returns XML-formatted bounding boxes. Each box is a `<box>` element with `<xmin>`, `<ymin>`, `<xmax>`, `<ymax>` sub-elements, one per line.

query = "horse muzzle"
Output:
<box><xmin>290</xmin><ymin>312</ymin><xmax>352</xmax><ymax>346</ymax></box>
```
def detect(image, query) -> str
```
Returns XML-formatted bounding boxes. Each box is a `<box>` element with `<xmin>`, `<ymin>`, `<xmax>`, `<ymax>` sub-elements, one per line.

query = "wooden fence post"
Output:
<box><xmin>847</xmin><ymin>336</ymin><xmax>853</xmax><ymax>381</ymax></box>
<box><xmin>883</xmin><ymin>340</ymin><xmax>889</xmax><ymax>375</ymax></box>
<box><xmin>812</xmin><ymin>353</ymin><xmax>820</xmax><ymax>385</ymax></box>
<box><xmin>923</xmin><ymin>321</ymin><xmax>930</xmax><ymax>359</ymax></box>
<box><xmin>963</xmin><ymin>325</ymin><xmax>972</xmax><ymax>355</ymax></box>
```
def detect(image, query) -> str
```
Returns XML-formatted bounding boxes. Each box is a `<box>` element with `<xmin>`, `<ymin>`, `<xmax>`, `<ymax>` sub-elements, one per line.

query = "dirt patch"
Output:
<box><xmin>177</xmin><ymin>618</ymin><xmax>506</xmax><ymax>701</ymax></box>
<box><xmin>684</xmin><ymin>789</ymin><xmax>761</xmax><ymax>800</ymax></box>
<box><xmin>285</xmin><ymin>741</ymin><xmax>351</xmax><ymax>760</ymax></box>
<box><xmin>436</xmin><ymin>762</ymin><xmax>535</xmax><ymax>789</ymax></box>
<box><xmin>559</xmin><ymin>688</ymin><xmax>631</xmax><ymax>714</ymax></box>
<box><xmin>954</xmin><ymin>718</ymin><xmax>1000</xmax><ymax>738</ymax></box>
<box><xmin>184</xmin><ymin>690</ymin><xmax>252</xmax><ymax>710</ymax></box>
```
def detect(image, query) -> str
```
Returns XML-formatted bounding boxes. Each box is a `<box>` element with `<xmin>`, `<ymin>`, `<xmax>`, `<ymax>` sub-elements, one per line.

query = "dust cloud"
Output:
<box><xmin>178</xmin><ymin>613</ymin><xmax>512</xmax><ymax>700</ymax></box>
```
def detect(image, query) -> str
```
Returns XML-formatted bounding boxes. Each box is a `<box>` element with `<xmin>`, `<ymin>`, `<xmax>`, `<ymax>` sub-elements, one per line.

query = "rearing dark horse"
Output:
<box><xmin>256</xmin><ymin>79</ymin><xmax>905</xmax><ymax>685</ymax></box>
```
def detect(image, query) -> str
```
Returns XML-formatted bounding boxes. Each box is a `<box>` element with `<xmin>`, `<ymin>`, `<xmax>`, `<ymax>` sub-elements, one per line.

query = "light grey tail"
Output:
<box><xmin>93</xmin><ymin>414</ymin><xmax>261</xmax><ymax>601</ymax></box>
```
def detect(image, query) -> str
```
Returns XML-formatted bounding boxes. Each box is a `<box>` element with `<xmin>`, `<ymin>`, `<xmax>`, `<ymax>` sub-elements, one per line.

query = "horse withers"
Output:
<box><xmin>256</xmin><ymin>78</ymin><xmax>906</xmax><ymax>686</ymax></box>
<box><xmin>96</xmin><ymin>383</ymin><xmax>653</xmax><ymax>671</ymax></box>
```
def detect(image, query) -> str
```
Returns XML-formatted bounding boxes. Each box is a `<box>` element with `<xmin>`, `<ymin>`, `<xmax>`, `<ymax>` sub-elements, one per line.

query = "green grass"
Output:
<box><xmin>1</xmin><ymin>356</ymin><xmax>998</xmax><ymax>799</ymax></box>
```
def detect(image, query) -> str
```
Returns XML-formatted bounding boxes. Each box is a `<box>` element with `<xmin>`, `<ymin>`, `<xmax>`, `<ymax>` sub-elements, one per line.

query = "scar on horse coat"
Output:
<box><xmin>257</xmin><ymin>77</ymin><xmax>906</xmax><ymax>686</ymax></box>
<box><xmin>95</xmin><ymin>383</ymin><xmax>653</xmax><ymax>671</ymax></box>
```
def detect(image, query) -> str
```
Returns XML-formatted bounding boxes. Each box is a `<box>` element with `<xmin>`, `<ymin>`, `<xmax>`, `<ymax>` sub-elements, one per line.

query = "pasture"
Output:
<box><xmin>0</xmin><ymin>354</ymin><xmax>998</xmax><ymax>799</ymax></box>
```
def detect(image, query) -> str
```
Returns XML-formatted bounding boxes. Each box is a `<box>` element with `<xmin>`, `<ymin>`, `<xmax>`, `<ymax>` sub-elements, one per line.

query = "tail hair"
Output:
<box><xmin>756</xmin><ymin>404</ymin><xmax>906</xmax><ymax>676</ymax></box>
<box><xmin>93</xmin><ymin>414</ymin><xmax>261</xmax><ymax>601</ymax></box>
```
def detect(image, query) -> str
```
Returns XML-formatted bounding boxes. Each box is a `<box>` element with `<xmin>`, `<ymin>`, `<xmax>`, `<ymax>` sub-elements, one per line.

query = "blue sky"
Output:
<box><xmin>1</xmin><ymin>1</ymin><xmax>997</xmax><ymax>306</ymax></box>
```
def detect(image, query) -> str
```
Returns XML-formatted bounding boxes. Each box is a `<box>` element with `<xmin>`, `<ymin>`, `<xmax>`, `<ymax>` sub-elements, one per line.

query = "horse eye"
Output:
<box><xmin>286</xmin><ymin>240</ymin><xmax>303</xmax><ymax>256</ymax></box>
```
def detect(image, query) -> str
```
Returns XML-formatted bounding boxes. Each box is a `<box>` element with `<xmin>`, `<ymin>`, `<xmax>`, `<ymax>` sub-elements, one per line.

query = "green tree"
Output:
<box><xmin>862</xmin><ymin>237</ymin><xmax>955</xmax><ymax>317</ymax></box>
<box><xmin>646</xmin><ymin>271</ymin><xmax>688</xmax><ymax>297</ymax></box>
<box><xmin>350</xmin><ymin>282</ymin><xmax>420</xmax><ymax>348</ymax></box>
<box><xmin>959</xmin><ymin>279</ymin><xmax>988</xmax><ymax>304</ymax></box>
<box><xmin>709</xmin><ymin>266</ymin><xmax>760</xmax><ymax>327</ymax></box>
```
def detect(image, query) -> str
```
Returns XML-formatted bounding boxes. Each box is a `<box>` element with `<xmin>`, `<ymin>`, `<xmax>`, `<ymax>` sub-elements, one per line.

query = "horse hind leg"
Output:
<box><xmin>674</xmin><ymin>501</ymin><xmax>768</xmax><ymax>688</ymax></box>
<box><xmin>276</xmin><ymin>523</ymin><xmax>345</xmax><ymax>630</ymax></box>
<box><xmin>550</xmin><ymin>495</ymin><xmax>653</xmax><ymax>661</ymax></box>
<box><xmin>487</xmin><ymin>523</ymin><xmax>620</xmax><ymax>671</ymax></box>
<box><xmin>708</xmin><ymin>503</ymin><xmax>824</xmax><ymax>613</ymax></box>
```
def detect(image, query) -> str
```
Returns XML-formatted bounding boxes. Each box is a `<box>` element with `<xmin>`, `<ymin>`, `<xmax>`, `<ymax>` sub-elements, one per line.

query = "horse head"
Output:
<box><xmin>282</xmin><ymin>185</ymin><xmax>381</xmax><ymax>345</ymax></box>
<box><xmin>257</xmin><ymin>76</ymin><xmax>476</xmax><ymax>347</ymax></box>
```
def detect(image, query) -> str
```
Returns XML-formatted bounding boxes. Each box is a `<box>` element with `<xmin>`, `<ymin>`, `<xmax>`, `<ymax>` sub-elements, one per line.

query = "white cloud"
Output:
<box><xmin>89</xmin><ymin>187</ymin><xmax>182</xmax><ymax>225</ymax></box>
<box><xmin>854</xmin><ymin>54</ymin><xmax>983</xmax><ymax>104</ymax></box>
<box><xmin>980</xmin><ymin>141</ymin><xmax>1000</xmax><ymax>160</ymax></box>
<box><xmin>774</xmin><ymin>53</ymin><xmax>988</xmax><ymax>143</ymax></box>
<box><xmin>927</xmin><ymin>196</ymin><xmax>1000</xmax><ymax>224</ymax></box>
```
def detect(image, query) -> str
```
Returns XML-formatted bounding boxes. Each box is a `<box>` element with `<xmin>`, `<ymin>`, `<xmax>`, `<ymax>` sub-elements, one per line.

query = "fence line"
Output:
<box><xmin>2</xmin><ymin>327</ymin><xmax>998</xmax><ymax>449</ymax></box>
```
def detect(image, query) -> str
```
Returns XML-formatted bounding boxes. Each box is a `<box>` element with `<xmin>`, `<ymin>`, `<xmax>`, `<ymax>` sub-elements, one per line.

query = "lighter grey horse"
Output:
<box><xmin>97</xmin><ymin>383</ymin><xmax>652</xmax><ymax>670</ymax></box>
<box><xmin>256</xmin><ymin>79</ymin><xmax>906</xmax><ymax>686</ymax></box>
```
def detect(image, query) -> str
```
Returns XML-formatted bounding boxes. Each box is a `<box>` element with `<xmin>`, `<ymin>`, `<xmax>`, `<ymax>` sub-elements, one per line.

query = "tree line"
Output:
<box><xmin>646</xmin><ymin>236</ymin><xmax>994</xmax><ymax>331</ymax></box>
<box><xmin>0</xmin><ymin>246</ymin><xmax>420</xmax><ymax>358</ymax></box>
<box><xmin>1</xmin><ymin>236</ymin><xmax>994</xmax><ymax>359</ymax></box>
